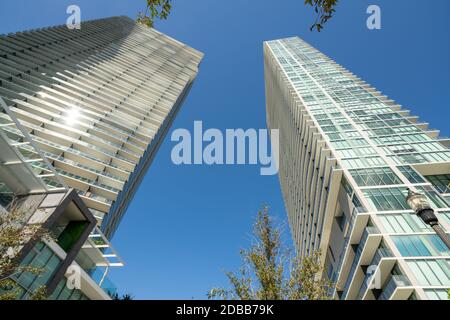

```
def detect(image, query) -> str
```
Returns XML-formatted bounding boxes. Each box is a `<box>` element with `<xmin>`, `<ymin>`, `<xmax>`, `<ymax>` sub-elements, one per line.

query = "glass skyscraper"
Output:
<box><xmin>0</xmin><ymin>16</ymin><xmax>202</xmax><ymax>299</ymax></box>
<box><xmin>0</xmin><ymin>16</ymin><xmax>203</xmax><ymax>238</ymax></box>
<box><xmin>264</xmin><ymin>37</ymin><xmax>450</xmax><ymax>300</ymax></box>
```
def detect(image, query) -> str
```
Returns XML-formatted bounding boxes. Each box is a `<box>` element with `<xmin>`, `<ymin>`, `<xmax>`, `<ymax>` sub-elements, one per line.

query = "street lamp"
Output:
<box><xmin>406</xmin><ymin>189</ymin><xmax>450</xmax><ymax>250</ymax></box>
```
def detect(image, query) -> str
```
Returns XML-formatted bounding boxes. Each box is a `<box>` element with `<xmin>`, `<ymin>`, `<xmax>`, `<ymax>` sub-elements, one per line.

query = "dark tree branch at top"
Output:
<box><xmin>137</xmin><ymin>0</ymin><xmax>172</xmax><ymax>28</ymax></box>
<box><xmin>137</xmin><ymin>0</ymin><xmax>339</xmax><ymax>32</ymax></box>
<box><xmin>304</xmin><ymin>0</ymin><xmax>339</xmax><ymax>32</ymax></box>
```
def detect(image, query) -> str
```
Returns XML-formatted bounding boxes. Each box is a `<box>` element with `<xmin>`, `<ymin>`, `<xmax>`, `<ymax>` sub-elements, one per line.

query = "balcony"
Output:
<box><xmin>436</xmin><ymin>136</ymin><xmax>450</xmax><ymax>147</ymax></box>
<box><xmin>356</xmin><ymin>248</ymin><xmax>395</xmax><ymax>300</ymax></box>
<box><xmin>341</xmin><ymin>226</ymin><xmax>382</xmax><ymax>300</ymax></box>
<box><xmin>75</xmin><ymin>226</ymin><xmax>123</xmax><ymax>297</ymax></box>
<box><xmin>378</xmin><ymin>275</ymin><xmax>412</xmax><ymax>300</ymax></box>
<box><xmin>0</xmin><ymin>99</ymin><xmax>67</xmax><ymax>194</ymax></box>
<box><xmin>90</xmin><ymin>268</ymin><xmax>118</xmax><ymax>297</ymax></box>
<box><xmin>331</xmin><ymin>207</ymin><xmax>358</xmax><ymax>284</ymax></box>
<box><xmin>77</xmin><ymin>226</ymin><xmax>124</xmax><ymax>267</ymax></box>
<box><xmin>331</xmin><ymin>206</ymin><xmax>371</xmax><ymax>298</ymax></box>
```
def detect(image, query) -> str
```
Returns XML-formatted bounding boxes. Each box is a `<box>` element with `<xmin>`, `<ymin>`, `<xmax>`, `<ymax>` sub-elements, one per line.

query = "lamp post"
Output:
<box><xmin>406</xmin><ymin>189</ymin><xmax>450</xmax><ymax>250</ymax></box>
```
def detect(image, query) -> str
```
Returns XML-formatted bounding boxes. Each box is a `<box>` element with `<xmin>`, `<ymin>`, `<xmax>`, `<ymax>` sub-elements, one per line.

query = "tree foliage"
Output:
<box><xmin>137</xmin><ymin>0</ymin><xmax>338</xmax><ymax>32</ymax></box>
<box><xmin>0</xmin><ymin>199</ymin><xmax>50</xmax><ymax>300</ymax></box>
<box><xmin>137</xmin><ymin>0</ymin><xmax>172</xmax><ymax>28</ymax></box>
<box><xmin>305</xmin><ymin>0</ymin><xmax>339</xmax><ymax>32</ymax></box>
<box><xmin>208</xmin><ymin>208</ymin><xmax>333</xmax><ymax>300</ymax></box>
<box><xmin>112</xmin><ymin>292</ymin><xmax>134</xmax><ymax>300</ymax></box>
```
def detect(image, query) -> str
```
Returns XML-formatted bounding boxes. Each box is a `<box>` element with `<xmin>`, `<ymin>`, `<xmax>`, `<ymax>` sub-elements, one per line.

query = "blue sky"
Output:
<box><xmin>1</xmin><ymin>0</ymin><xmax>449</xmax><ymax>299</ymax></box>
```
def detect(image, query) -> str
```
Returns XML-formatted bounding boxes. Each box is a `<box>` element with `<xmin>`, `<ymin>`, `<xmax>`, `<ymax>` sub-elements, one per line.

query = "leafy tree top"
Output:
<box><xmin>208</xmin><ymin>207</ymin><xmax>333</xmax><ymax>300</ymax></box>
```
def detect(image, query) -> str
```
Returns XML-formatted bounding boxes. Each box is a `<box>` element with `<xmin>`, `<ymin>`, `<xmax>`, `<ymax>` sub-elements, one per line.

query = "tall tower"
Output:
<box><xmin>264</xmin><ymin>37</ymin><xmax>450</xmax><ymax>300</ymax></box>
<box><xmin>0</xmin><ymin>16</ymin><xmax>202</xmax><ymax>299</ymax></box>
<box><xmin>0</xmin><ymin>16</ymin><xmax>203</xmax><ymax>239</ymax></box>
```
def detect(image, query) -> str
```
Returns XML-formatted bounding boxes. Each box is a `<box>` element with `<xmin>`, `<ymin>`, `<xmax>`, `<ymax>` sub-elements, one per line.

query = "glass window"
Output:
<box><xmin>12</xmin><ymin>242</ymin><xmax>63</xmax><ymax>297</ymax></box>
<box><xmin>392</xmin><ymin>235</ymin><xmax>450</xmax><ymax>257</ymax></box>
<box><xmin>363</xmin><ymin>188</ymin><xmax>409</xmax><ymax>211</ymax></box>
<box><xmin>440</xmin><ymin>211</ymin><xmax>450</xmax><ymax>226</ymax></box>
<box><xmin>416</xmin><ymin>186</ymin><xmax>449</xmax><ymax>209</ymax></box>
<box><xmin>49</xmin><ymin>280</ymin><xmax>65</xmax><ymax>300</ymax></box>
<box><xmin>349</xmin><ymin>167</ymin><xmax>402</xmax><ymax>186</ymax></box>
<box><xmin>393</xmin><ymin>236</ymin><xmax>430</xmax><ymax>256</ymax></box>
<box><xmin>379</xmin><ymin>213</ymin><xmax>430</xmax><ymax>233</ymax></box>
<box><xmin>335</xmin><ymin>147</ymin><xmax>377</xmax><ymax>159</ymax></box>
<box><xmin>341</xmin><ymin>177</ymin><xmax>353</xmax><ymax>197</ymax></box>
<box><xmin>341</xmin><ymin>156</ymin><xmax>386</xmax><ymax>169</ymax></box>
<box><xmin>407</xmin><ymin>260</ymin><xmax>450</xmax><ymax>286</ymax></box>
<box><xmin>336</xmin><ymin>213</ymin><xmax>347</xmax><ymax>232</ymax></box>
<box><xmin>424</xmin><ymin>174</ymin><xmax>450</xmax><ymax>194</ymax></box>
<box><xmin>352</xmin><ymin>194</ymin><xmax>367</xmax><ymax>213</ymax></box>
<box><xmin>425</xmin><ymin>289</ymin><xmax>449</xmax><ymax>300</ymax></box>
<box><xmin>398</xmin><ymin>166</ymin><xmax>425</xmax><ymax>184</ymax></box>
<box><xmin>426</xmin><ymin>234</ymin><xmax>450</xmax><ymax>256</ymax></box>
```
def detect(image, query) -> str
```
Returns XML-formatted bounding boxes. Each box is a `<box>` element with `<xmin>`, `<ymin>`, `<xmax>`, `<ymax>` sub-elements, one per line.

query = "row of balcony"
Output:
<box><xmin>357</xmin><ymin>247</ymin><xmax>393</xmax><ymax>299</ymax></box>
<box><xmin>341</xmin><ymin>226</ymin><xmax>380</xmax><ymax>299</ymax></box>
<box><xmin>338</xmin><ymin>225</ymin><xmax>414</xmax><ymax>300</ymax></box>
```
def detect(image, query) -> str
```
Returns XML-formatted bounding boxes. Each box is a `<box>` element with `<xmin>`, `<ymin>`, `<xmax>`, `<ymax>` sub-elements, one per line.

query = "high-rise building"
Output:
<box><xmin>0</xmin><ymin>16</ymin><xmax>203</xmax><ymax>299</ymax></box>
<box><xmin>264</xmin><ymin>37</ymin><xmax>450</xmax><ymax>300</ymax></box>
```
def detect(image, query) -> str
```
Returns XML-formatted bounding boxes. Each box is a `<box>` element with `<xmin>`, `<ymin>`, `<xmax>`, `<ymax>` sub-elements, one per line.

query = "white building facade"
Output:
<box><xmin>264</xmin><ymin>37</ymin><xmax>450</xmax><ymax>300</ymax></box>
<box><xmin>0</xmin><ymin>16</ymin><xmax>202</xmax><ymax>299</ymax></box>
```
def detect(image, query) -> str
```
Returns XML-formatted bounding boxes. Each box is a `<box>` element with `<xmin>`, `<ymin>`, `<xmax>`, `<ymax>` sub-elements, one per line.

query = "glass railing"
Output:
<box><xmin>87</xmin><ymin>122</ymin><xmax>145</xmax><ymax>152</ymax></box>
<box><xmin>89</xmin><ymin>268</ymin><xmax>118</xmax><ymax>298</ymax></box>
<box><xmin>53</xmin><ymin>155</ymin><xmax>125</xmax><ymax>183</ymax></box>
<box><xmin>16</xmin><ymin>118</ymin><xmax>136</xmax><ymax>166</ymax></box>
<box><xmin>19</xmin><ymin>144</ymin><xmax>127</xmax><ymax>183</ymax></box>
<box><xmin>356</xmin><ymin>248</ymin><xmax>393</xmax><ymax>299</ymax></box>
<box><xmin>341</xmin><ymin>226</ymin><xmax>380</xmax><ymax>299</ymax></box>
<box><xmin>0</xmin><ymin>109</ymin><xmax>67</xmax><ymax>192</ymax></box>
<box><xmin>360</xmin><ymin>226</ymin><xmax>379</xmax><ymax>245</ymax></box>
<box><xmin>378</xmin><ymin>275</ymin><xmax>411</xmax><ymax>300</ymax></box>
<box><xmin>21</xmin><ymin>119</ymin><xmax>120</xmax><ymax>157</ymax></box>
<box><xmin>96</xmin><ymin>118</ymin><xmax>133</xmax><ymax>136</ymax></box>
<box><xmin>79</xmin><ymin>125</ymin><xmax>142</xmax><ymax>157</ymax></box>
<box><xmin>114</xmin><ymin>151</ymin><xmax>137</xmax><ymax>165</ymax></box>
<box><xmin>89</xmin><ymin>208</ymin><xmax>106</xmax><ymax>221</ymax></box>
<box><xmin>0</xmin><ymin>124</ymin><xmax>129</xmax><ymax>173</ymax></box>
<box><xmin>32</xmin><ymin>161</ymin><xmax>120</xmax><ymax>194</ymax></box>
<box><xmin>100</xmin><ymin>277</ymin><xmax>118</xmax><ymax>298</ymax></box>
<box><xmin>42</xmin><ymin>177</ymin><xmax>65</xmax><ymax>190</ymax></box>
<box><xmin>83</xmin><ymin>129</ymin><xmax>123</xmax><ymax>149</ymax></box>
<box><xmin>62</xmin><ymin>110</ymin><xmax>147</xmax><ymax>149</ymax></box>
<box><xmin>331</xmin><ymin>206</ymin><xmax>359</xmax><ymax>296</ymax></box>
<box><xmin>77</xmin><ymin>190</ymin><xmax>113</xmax><ymax>205</ymax></box>
<box><xmin>371</xmin><ymin>248</ymin><xmax>393</xmax><ymax>267</ymax></box>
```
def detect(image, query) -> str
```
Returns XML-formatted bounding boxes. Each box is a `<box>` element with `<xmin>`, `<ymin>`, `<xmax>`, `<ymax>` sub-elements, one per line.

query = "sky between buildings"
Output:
<box><xmin>0</xmin><ymin>0</ymin><xmax>449</xmax><ymax>299</ymax></box>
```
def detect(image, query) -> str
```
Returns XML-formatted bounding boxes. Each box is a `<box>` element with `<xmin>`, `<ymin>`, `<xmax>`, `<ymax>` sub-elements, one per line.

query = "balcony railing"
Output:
<box><xmin>331</xmin><ymin>207</ymin><xmax>358</xmax><ymax>284</ymax></box>
<box><xmin>90</xmin><ymin>268</ymin><xmax>118</xmax><ymax>297</ymax></box>
<box><xmin>0</xmin><ymin>98</ymin><xmax>68</xmax><ymax>194</ymax></box>
<box><xmin>356</xmin><ymin>248</ymin><xmax>393</xmax><ymax>300</ymax></box>
<box><xmin>78</xmin><ymin>227</ymin><xmax>124</xmax><ymax>297</ymax></box>
<box><xmin>330</xmin><ymin>205</ymin><xmax>366</xmax><ymax>298</ymax></box>
<box><xmin>341</xmin><ymin>226</ymin><xmax>380</xmax><ymax>299</ymax></box>
<box><xmin>378</xmin><ymin>275</ymin><xmax>411</xmax><ymax>300</ymax></box>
